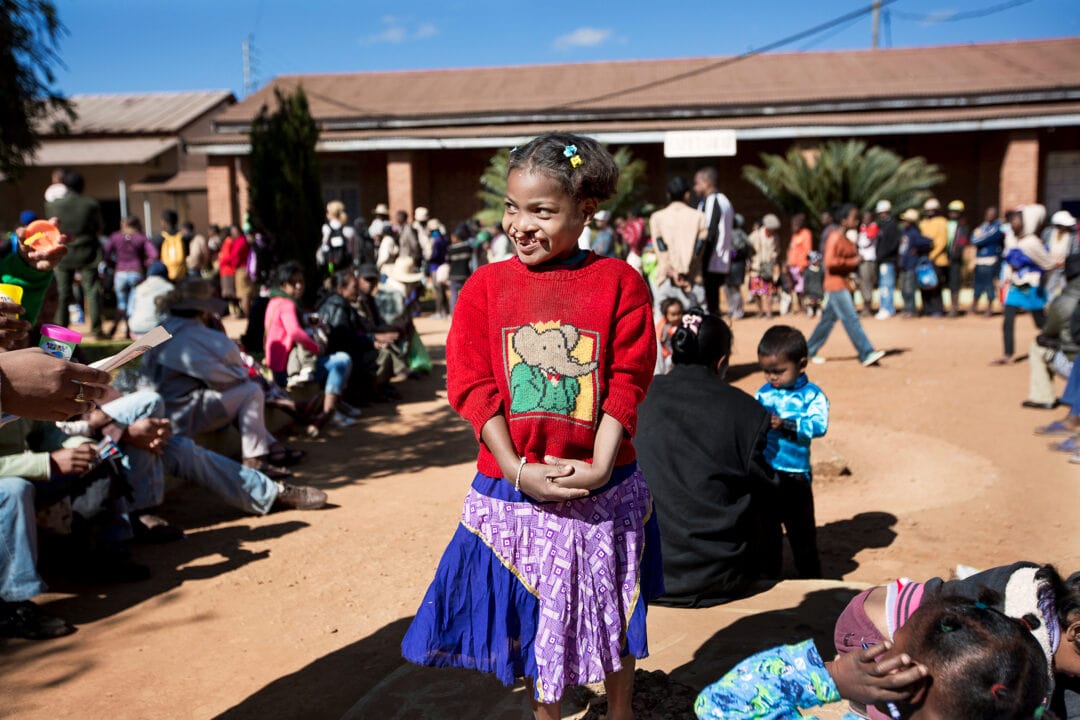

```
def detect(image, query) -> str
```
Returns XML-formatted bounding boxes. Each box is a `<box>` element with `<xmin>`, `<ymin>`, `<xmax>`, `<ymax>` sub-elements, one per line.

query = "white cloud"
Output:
<box><xmin>553</xmin><ymin>27</ymin><xmax>613</xmax><ymax>51</ymax></box>
<box><xmin>920</xmin><ymin>10</ymin><xmax>958</xmax><ymax>25</ymax></box>
<box><xmin>361</xmin><ymin>18</ymin><xmax>439</xmax><ymax>45</ymax></box>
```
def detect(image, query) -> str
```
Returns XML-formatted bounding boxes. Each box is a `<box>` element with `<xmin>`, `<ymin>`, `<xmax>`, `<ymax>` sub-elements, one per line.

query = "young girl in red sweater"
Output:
<box><xmin>402</xmin><ymin>133</ymin><xmax>661</xmax><ymax>719</ymax></box>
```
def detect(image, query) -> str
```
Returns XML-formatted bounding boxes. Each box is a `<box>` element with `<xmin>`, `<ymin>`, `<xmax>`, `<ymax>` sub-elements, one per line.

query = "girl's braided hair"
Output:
<box><xmin>906</xmin><ymin>592</ymin><xmax>1051</xmax><ymax>720</ymax></box>
<box><xmin>507</xmin><ymin>132</ymin><xmax>618</xmax><ymax>204</ymax></box>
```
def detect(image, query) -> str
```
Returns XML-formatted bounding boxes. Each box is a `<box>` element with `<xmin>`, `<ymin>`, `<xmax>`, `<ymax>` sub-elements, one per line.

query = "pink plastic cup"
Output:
<box><xmin>39</xmin><ymin>324</ymin><xmax>82</xmax><ymax>360</ymax></box>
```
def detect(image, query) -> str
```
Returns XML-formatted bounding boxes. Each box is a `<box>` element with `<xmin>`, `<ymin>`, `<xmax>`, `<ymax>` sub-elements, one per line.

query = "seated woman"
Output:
<box><xmin>140</xmin><ymin>279</ymin><xmax>303</xmax><ymax>478</ymax></box>
<box><xmin>635</xmin><ymin>308</ymin><xmax>773</xmax><ymax>607</ymax></box>
<box><xmin>264</xmin><ymin>262</ymin><xmax>357</xmax><ymax>430</ymax></box>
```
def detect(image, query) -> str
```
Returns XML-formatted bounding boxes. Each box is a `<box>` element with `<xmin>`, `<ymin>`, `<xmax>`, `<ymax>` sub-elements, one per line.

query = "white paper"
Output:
<box><xmin>88</xmin><ymin>326</ymin><xmax>172</xmax><ymax>373</ymax></box>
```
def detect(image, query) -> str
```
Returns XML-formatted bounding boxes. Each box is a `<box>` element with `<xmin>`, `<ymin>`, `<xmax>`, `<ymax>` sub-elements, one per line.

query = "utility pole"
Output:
<box><xmin>242</xmin><ymin>34</ymin><xmax>253</xmax><ymax>97</ymax></box>
<box><xmin>871</xmin><ymin>0</ymin><xmax>881</xmax><ymax>49</ymax></box>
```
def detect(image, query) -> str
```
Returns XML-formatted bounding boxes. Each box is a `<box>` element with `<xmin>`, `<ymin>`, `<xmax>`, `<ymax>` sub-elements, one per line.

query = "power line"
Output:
<box><xmin>549</xmin><ymin>0</ymin><xmax>901</xmax><ymax>111</ymax></box>
<box><xmin>798</xmin><ymin>13</ymin><xmax>867</xmax><ymax>51</ymax></box>
<box><xmin>892</xmin><ymin>0</ymin><xmax>1036</xmax><ymax>22</ymax></box>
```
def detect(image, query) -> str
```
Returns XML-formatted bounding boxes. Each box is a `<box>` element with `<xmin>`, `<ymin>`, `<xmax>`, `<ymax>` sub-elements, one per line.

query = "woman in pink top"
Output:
<box><xmin>264</xmin><ymin>262</ymin><xmax>357</xmax><ymax>431</ymax></box>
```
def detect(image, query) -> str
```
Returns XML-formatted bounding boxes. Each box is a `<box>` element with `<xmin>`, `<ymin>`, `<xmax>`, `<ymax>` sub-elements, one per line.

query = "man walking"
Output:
<box><xmin>46</xmin><ymin>172</ymin><xmax>104</xmax><ymax>337</ymax></box>
<box><xmin>693</xmin><ymin>167</ymin><xmax>735</xmax><ymax>316</ymax></box>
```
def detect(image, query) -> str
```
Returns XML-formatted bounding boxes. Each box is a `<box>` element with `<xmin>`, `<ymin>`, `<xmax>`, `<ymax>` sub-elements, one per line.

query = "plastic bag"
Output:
<box><xmin>406</xmin><ymin>333</ymin><xmax>433</xmax><ymax>373</ymax></box>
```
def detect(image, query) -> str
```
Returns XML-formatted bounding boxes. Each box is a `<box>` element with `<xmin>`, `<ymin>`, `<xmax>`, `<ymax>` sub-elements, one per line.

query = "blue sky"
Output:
<box><xmin>53</xmin><ymin>0</ymin><xmax>1077</xmax><ymax>96</ymax></box>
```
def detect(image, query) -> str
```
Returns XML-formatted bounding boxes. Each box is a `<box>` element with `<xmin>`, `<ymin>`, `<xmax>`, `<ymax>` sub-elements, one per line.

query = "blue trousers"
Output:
<box><xmin>807</xmin><ymin>290</ymin><xmax>876</xmax><ymax>362</ymax></box>
<box><xmin>102</xmin><ymin>391</ymin><xmax>277</xmax><ymax>515</ymax></box>
<box><xmin>877</xmin><ymin>262</ymin><xmax>896</xmax><ymax>316</ymax></box>
<box><xmin>0</xmin><ymin>477</ymin><xmax>44</xmax><ymax>602</ymax></box>
<box><xmin>972</xmin><ymin>265</ymin><xmax>997</xmax><ymax>310</ymax></box>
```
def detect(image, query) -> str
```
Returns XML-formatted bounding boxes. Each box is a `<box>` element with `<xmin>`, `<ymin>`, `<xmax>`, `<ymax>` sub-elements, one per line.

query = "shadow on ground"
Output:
<box><xmin>817</xmin><ymin>511</ymin><xmax>898</xmax><ymax>579</ymax></box>
<box><xmin>668</xmin><ymin>586</ymin><xmax>859</xmax><ymax>692</ymax></box>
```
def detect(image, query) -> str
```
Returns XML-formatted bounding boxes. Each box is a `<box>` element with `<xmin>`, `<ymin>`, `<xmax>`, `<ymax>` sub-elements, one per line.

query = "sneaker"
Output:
<box><xmin>810</xmin><ymin>355</ymin><xmax>826</xmax><ymax>365</ymax></box>
<box><xmin>329</xmin><ymin>411</ymin><xmax>358</xmax><ymax>428</ymax></box>
<box><xmin>1068</xmin><ymin>452</ymin><xmax>1080</xmax><ymax>465</ymax></box>
<box><xmin>861</xmin><ymin>350</ymin><xmax>886</xmax><ymax>367</ymax></box>
<box><xmin>336</xmin><ymin>401</ymin><xmax>363</xmax><ymax>419</ymax></box>
<box><xmin>875</xmin><ymin>309</ymin><xmax>892</xmax><ymax>320</ymax></box>
<box><xmin>0</xmin><ymin>601</ymin><xmax>75</xmax><ymax>640</ymax></box>
<box><xmin>273</xmin><ymin>483</ymin><xmax>327</xmax><ymax>510</ymax></box>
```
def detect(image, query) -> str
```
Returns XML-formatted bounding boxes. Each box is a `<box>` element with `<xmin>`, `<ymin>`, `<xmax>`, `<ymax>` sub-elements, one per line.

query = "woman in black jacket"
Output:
<box><xmin>636</xmin><ymin>309</ymin><xmax>772</xmax><ymax>607</ymax></box>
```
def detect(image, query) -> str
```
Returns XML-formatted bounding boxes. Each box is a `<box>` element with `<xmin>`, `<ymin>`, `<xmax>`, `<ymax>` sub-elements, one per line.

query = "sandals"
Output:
<box><xmin>244</xmin><ymin>460</ymin><xmax>292</xmax><ymax>480</ymax></box>
<box><xmin>1035</xmin><ymin>421</ymin><xmax>1075</xmax><ymax>436</ymax></box>
<box><xmin>1050</xmin><ymin>436</ymin><xmax>1080</xmax><ymax>453</ymax></box>
<box><xmin>268</xmin><ymin>446</ymin><xmax>307</xmax><ymax>467</ymax></box>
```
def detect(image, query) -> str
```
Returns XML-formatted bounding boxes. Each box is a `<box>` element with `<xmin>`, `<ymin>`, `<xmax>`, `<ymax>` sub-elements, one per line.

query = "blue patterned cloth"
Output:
<box><xmin>755</xmin><ymin>375</ymin><xmax>829</xmax><ymax>475</ymax></box>
<box><xmin>694</xmin><ymin>639</ymin><xmax>861</xmax><ymax>720</ymax></box>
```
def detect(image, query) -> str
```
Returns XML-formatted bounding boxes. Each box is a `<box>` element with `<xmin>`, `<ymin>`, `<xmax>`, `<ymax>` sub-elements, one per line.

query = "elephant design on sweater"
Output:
<box><xmin>507</xmin><ymin>323</ymin><xmax>599</xmax><ymax>420</ymax></box>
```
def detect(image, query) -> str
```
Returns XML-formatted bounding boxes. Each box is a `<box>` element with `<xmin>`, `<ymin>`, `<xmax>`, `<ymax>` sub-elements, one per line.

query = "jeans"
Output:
<box><xmin>972</xmin><ymin>265</ymin><xmax>996</xmax><ymax>310</ymax></box>
<box><xmin>0</xmin><ymin>477</ymin><xmax>44</xmax><ymax>602</ymax></box>
<box><xmin>316</xmin><ymin>351</ymin><xmax>352</xmax><ymax>397</ymax></box>
<box><xmin>113</xmin><ymin>270</ymin><xmax>143</xmax><ymax>314</ymax></box>
<box><xmin>899</xmin><ymin>269</ymin><xmax>918</xmax><ymax>314</ymax></box>
<box><xmin>877</xmin><ymin>262</ymin><xmax>896</xmax><ymax>316</ymax></box>
<box><xmin>102</xmin><ymin>391</ymin><xmax>277</xmax><ymax>515</ymax></box>
<box><xmin>1063</xmin><ymin>360</ymin><xmax>1080</xmax><ymax>411</ymax></box>
<box><xmin>807</xmin><ymin>290</ymin><xmax>876</xmax><ymax>362</ymax></box>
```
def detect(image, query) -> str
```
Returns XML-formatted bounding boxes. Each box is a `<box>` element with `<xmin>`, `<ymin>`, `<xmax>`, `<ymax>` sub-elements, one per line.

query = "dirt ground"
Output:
<box><xmin>0</xmin><ymin>309</ymin><xmax>1077</xmax><ymax>719</ymax></box>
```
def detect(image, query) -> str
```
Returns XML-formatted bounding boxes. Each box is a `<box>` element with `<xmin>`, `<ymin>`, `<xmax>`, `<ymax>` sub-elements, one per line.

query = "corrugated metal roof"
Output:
<box><xmin>29</xmin><ymin>138</ymin><xmax>178</xmax><ymax>166</ymax></box>
<box><xmin>211</xmin><ymin>38</ymin><xmax>1080</xmax><ymax>130</ymax></box>
<box><xmin>42</xmin><ymin>91</ymin><xmax>233</xmax><ymax>135</ymax></box>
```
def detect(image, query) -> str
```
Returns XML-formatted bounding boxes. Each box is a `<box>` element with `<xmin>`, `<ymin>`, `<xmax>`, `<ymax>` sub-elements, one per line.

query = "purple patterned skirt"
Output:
<box><xmin>401</xmin><ymin>463</ymin><xmax>664</xmax><ymax>703</ymax></box>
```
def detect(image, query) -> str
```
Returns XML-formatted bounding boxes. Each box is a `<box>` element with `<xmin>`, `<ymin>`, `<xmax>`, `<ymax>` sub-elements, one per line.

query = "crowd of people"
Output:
<box><xmin>3</xmin><ymin>149</ymin><xmax>1078</xmax><ymax>719</ymax></box>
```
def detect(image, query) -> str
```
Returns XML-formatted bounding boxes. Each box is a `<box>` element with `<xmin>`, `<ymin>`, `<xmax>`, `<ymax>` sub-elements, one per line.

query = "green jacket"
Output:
<box><xmin>0</xmin><ymin>416</ymin><xmax>91</xmax><ymax>481</ymax></box>
<box><xmin>0</xmin><ymin>251</ymin><xmax>57</xmax><ymax>325</ymax></box>
<box><xmin>45</xmin><ymin>191</ymin><xmax>104</xmax><ymax>270</ymax></box>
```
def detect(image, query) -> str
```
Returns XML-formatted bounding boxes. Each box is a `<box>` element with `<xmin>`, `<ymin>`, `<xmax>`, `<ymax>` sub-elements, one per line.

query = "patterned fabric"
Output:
<box><xmin>459</xmin><ymin>466</ymin><xmax>653</xmax><ymax>702</ymax></box>
<box><xmin>749</xmin><ymin>277</ymin><xmax>776</xmax><ymax>297</ymax></box>
<box><xmin>755</xmin><ymin>374</ymin><xmax>829</xmax><ymax>475</ymax></box>
<box><xmin>694</xmin><ymin>639</ymin><xmax>860</xmax><ymax>720</ymax></box>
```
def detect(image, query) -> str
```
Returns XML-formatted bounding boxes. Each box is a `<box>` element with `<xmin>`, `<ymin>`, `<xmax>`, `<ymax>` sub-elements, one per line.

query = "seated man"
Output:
<box><xmin>355</xmin><ymin>263</ymin><xmax>408</xmax><ymax>381</ymax></box>
<box><xmin>1026</xmin><ymin>254</ymin><xmax>1080</xmax><ymax>409</ymax></box>
<box><xmin>126</xmin><ymin>261</ymin><xmax>174</xmax><ymax>336</ymax></box>
<box><xmin>140</xmin><ymin>279</ymin><xmax>303</xmax><ymax>477</ymax></box>
<box><xmin>64</xmin><ymin>389</ymin><xmax>327</xmax><ymax>531</ymax></box>
<box><xmin>0</xmin><ymin>348</ymin><xmax>113</xmax><ymax>640</ymax></box>
<box><xmin>317</xmin><ymin>268</ymin><xmax>400</xmax><ymax>403</ymax></box>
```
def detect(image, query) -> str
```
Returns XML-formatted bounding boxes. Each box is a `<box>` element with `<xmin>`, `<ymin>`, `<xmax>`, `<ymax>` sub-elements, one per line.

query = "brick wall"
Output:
<box><xmin>387</xmin><ymin>151</ymin><xmax>417</xmax><ymax>218</ymax></box>
<box><xmin>1000</xmin><ymin>130</ymin><xmax>1040</xmax><ymax>210</ymax></box>
<box><xmin>206</xmin><ymin>157</ymin><xmax>235</xmax><ymax>227</ymax></box>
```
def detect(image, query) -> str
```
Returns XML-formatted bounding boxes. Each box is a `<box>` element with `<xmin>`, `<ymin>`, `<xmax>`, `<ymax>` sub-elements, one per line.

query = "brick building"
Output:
<box><xmin>189</xmin><ymin>37</ymin><xmax>1080</xmax><ymax>232</ymax></box>
<box><xmin>1</xmin><ymin>91</ymin><xmax>235</xmax><ymax>233</ymax></box>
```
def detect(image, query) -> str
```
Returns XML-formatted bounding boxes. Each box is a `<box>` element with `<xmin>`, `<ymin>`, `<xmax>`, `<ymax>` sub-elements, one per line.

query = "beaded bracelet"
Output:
<box><xmin>514</xmin><ymin>456</ymin><xmax>527</xmax><ymax>492</ymax></box>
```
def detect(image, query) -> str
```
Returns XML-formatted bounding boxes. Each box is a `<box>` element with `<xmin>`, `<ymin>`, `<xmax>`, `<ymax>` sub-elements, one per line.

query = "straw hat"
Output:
<box><xmin>414</xmin><ymin>206</ymin><xmax>430</xmax><ymax>223</ymax></box>
<box><xmin>875</xmin><ymin>200</ymin><xmax>892</xmax><ymax>214</ymax></box>
<box><xmin>372</xmin><ymin>203</ymin><xmax>389</xmax><ymax>216</ymax></box>
<box><xmin>163</xmin><ymin>278</ymin><xmax>227</xmax><ymax>315</ymax></box>
<box><xmin>947</xmin><ymin>200</ymin><xmax>965</xmax><ymax>212</ymax></box>
<box><xmin>923</xmin><ymin>198</ymin><xmax>941</xmax><ymax>212</ymax></box>
<box><xmin>762</xmin><ymin>213</ymin><xmax>781</xmax><ymax>231</ymax></box>
<box><xmin>900</xmin><ymin>208</ymin><xmax>920</xmax><ymax>222</ymax></box>
<box><xmin>386</xmin><ymin>256</ymin><xmax>424</xmax><ymax>285</ymax></box>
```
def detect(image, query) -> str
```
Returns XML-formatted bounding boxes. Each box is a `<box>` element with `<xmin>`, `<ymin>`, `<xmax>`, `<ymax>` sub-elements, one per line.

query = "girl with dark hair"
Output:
<box><xmin>264</xmin><ymin>262</ymin><xmax>357</xmax><ymax>431</ymax></box>
<box><xmin>696</xmin><ymin>593</ymin><xmax>1053</xmax><ymax>720</ymax></box>
<box><xmin>402</xmin><ymin>132</ymin><xmax>659</xmax><ymax>720</ymax></box>
<box><xmin>636</xmin><ymin>308</ymin><xmax>774</xmax><ymax>607</ymax></box>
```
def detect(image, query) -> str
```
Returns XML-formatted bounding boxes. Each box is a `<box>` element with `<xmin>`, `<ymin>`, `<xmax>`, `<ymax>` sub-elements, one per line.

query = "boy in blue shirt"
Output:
<box><xmin>755</xmin><ymin>325</ymin><xmax>829</xmax><ymax>578</ymax></box>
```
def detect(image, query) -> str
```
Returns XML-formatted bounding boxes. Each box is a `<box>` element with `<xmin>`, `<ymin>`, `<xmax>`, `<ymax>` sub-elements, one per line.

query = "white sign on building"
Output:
<box><xmin>663</xmin><ymin>129</ymin><xmax>737</xmax><ymax>159</ymax></box>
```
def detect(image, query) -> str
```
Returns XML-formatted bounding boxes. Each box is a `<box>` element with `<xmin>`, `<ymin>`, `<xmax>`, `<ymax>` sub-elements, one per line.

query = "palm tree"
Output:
<box><xmin>475</xmin><ymin>145</ymin><xmax>647</xmax><ymax>226</ymax></box>
<box><xmin>742</xmin><ymin>140</ymin><xmax>944</xmax><ymax>231</ymax></box>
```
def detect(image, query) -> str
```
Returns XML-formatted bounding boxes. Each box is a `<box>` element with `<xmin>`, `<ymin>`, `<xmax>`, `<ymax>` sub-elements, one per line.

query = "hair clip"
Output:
<box><xmin>991</xmin><ymin>683</ymin><xmax>1007</xmax><ymax>699</ymax></box>
<box><xmin>681</xmin><ymin>314</ymin><xmax>703</xmax><ymax>335</ymax></box>
<box><xmin>563</xmin><ymin>144</ymin><xmax>583</xmax><ymax>168</ymax></box>
<box><xmin>1034</xmin><ymin>704</ymin><xmax>1046</xmax><ymax>719</ymax></box>
<box><xmin>975</xmin><ymin>601</ymin><xmax>989</xmax><ymax>610</ymax></box>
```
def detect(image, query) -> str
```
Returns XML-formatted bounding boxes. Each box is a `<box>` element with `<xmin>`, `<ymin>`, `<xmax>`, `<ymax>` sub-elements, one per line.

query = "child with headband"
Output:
<box><xmin>401</xmin><ymin>133</ymin><xmax>660</xmax><ymax>720</ymax></box>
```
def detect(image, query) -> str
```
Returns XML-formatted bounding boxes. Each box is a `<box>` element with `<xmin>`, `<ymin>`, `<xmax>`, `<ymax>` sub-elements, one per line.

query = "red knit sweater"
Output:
<box><xmin>447</xmin><ymin>254</ymin><xmax>656</xmax><ymax>478</ymax></box>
